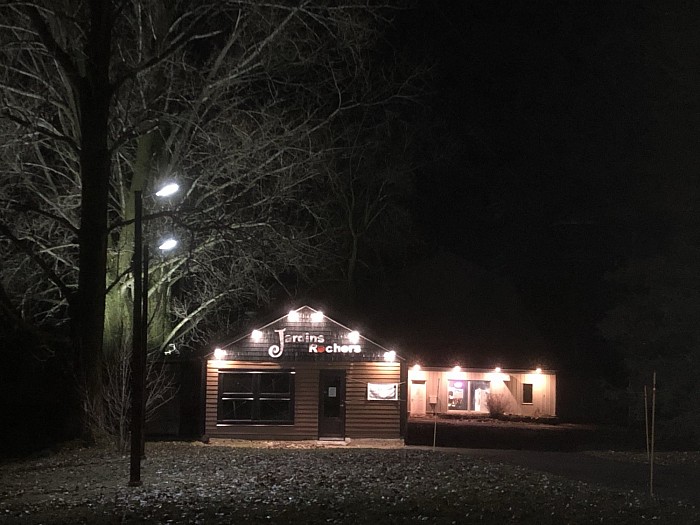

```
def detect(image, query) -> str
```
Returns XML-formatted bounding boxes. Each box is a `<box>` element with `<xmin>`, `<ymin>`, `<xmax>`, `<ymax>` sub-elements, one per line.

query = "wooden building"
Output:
<box><xmin>205</xmin><ymin>306</ymin><xmax>405</xmax><ymax>440</ymax></box>
<box><xmin>408</xmin><ymin>366</ymin><xmax>556</xmax><ymax>418</ymax></box>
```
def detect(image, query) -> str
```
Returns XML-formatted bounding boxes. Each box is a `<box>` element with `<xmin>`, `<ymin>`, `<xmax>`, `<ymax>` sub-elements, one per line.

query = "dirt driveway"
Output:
<box><xmin>409</xmin><ymin>446</ymin><xmax>700</xmax><ymax>505</ymax></box>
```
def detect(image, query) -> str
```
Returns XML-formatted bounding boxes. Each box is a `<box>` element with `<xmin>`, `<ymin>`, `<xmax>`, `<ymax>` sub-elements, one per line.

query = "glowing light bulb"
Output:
<box><xmin>155</xmin><ymin>182</ymin><xmax>179</xmax><ymax>197</ymax></box>
<box><xmin>158</xmin><ymin>238</ymin><xmax>178</xmax><ymax>251</ymax></box>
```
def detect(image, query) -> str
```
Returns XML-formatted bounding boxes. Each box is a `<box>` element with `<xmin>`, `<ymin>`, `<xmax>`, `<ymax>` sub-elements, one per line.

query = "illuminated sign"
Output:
<box><xmin>308</xmin><ymin>343</ymin><xmax>361</xmax><ymax>354</ymax></box>
<box><xmin>267</xmin><ymin>328</ymin><xmax>361</xmax><ymax>358</ymax></box>
<box><xmin>367</xmin><ymin>383</ymin><xmax>398</xmax><ymax>401</ymax></box>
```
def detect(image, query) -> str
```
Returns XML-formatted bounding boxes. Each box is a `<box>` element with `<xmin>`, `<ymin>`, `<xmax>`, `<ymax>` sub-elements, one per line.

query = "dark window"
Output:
<box><xmin>221</xmin><ymin>373</ymin><xmax>254</xmax><ymax>394</ymax></box>
<box><xmin>522</xmin><ymin>383</ymin><xmax>533</xmax><ymax>404</ymax></box>
<box><xmin>218</xmin><ymin>371</ymin><xmax>294</xmax><ymax>424</ymax></box>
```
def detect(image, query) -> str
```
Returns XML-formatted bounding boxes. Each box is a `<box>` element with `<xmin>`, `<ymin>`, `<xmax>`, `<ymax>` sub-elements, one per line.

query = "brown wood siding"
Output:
<box><xmin>345</xmin><ymin>362</ymin><xmax>401</xmax><ymax>438</ymax></box>
<box><xmin>205</xmin><ymin>360</ymin><xmax>401</xmax><ymax>440</ymax></box>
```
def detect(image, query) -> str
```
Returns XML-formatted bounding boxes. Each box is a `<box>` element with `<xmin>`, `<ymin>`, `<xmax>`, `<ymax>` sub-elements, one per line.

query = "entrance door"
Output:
<box><xmin>318</xmin><ymin>370</ymin><xmax>345</xmax><ymax>439</ymax></box>
<box><xmin>410</xmin><ymin>380</ymin><xmax>426</xmax><ymax>416</ymax></box>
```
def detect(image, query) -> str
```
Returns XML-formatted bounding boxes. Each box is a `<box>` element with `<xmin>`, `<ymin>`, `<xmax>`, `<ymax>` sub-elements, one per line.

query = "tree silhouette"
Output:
<box><xmin>0</xmin><ymin>0</ymin><xmax>420</xmax><ymax>440</ymax></box>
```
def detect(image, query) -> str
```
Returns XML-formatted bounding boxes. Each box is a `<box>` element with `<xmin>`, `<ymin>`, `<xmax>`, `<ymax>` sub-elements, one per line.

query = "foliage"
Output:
<box><xmin>486</xmin><ymin>392</ymin><xmax>511</xmax><ymax>417</ymax></box>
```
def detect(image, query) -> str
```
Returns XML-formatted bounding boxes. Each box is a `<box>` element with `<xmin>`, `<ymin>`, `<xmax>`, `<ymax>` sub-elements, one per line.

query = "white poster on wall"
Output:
<box><xmin>367</xmin><ymin>383</ymin><xmax>398</xmax><ymax>401</ymax></box>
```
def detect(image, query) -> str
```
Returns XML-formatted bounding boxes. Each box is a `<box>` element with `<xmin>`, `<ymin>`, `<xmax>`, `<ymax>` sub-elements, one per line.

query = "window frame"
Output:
<box><xmin>217</xmin><ymin>370</ymin><xmax>295</xmax><ymax>425</ymax></box>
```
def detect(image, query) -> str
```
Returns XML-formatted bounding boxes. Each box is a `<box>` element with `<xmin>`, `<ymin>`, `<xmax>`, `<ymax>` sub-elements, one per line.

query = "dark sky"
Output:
<box><xmin>362</xmin><ymin>2</ymin><xmax>700</xmax><ymax>376</ymax></box>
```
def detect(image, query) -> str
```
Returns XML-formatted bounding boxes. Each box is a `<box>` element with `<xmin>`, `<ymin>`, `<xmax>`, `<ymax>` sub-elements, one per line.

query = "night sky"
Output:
<box><xmin>352</xmin><ymin>2</ymin><xmax>699</xmax><ymax>379</ymax></box>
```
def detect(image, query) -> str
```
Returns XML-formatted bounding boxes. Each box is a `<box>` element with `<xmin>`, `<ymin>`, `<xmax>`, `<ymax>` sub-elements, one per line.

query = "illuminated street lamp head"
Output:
<box><xmin>158</xmin><ymin>238</ymin><xmax>178</xmax><ymax>251</ymax></box>
<box><xmin>155</xmin><ymin>182</ymin><xmax>180</xmax><ymax>197</ymax></box>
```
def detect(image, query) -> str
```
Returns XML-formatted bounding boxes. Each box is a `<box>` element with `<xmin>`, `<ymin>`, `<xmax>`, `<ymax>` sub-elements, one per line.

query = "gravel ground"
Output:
<box><xmin>1</xmin><ymin>441</ymin><xmax>698</xmax><ymax>524</ymax></box>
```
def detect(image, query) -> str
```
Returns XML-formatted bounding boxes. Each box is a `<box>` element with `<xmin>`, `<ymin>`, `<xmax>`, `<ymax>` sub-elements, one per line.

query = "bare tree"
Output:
<box><xmin>1</xmin><ymin>0</ymin><xmax>420</xmax><ymax>440</ymax></box>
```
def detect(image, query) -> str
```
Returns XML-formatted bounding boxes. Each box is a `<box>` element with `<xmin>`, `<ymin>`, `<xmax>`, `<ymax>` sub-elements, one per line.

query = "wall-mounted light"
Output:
<box><xmin>535</xmin><ymin>367</ymin><xmax>542</xmax><ymax>374</ymax></box>
<box><xmin>251</xmin><ymin>329</ymin><xmax>263</xmax><ymax>341</ymax></box>
<box><xmin>348</xmin><ymin>330</ymin><xmax>360</xmax><ymax>343</ymax></box>
<box><xmin>310</xmin><ymin>311</ymin><xmax>324</xmax><ymax>323</ymax></box>
<box><xmin>384</xmin><ymin>350</ymin><xmax>396</xmax><ymax>362</ymax></box>
<box><xmin>213</xmin><ymin>347</ymin><xmax>226</xmax><ymax>360</ymax></box>
<box><xmin>494</xmin><ymin>366</ymin><xmax>501</xmax><ymax>373</ymax></box>
<box><xmin>453</xmin><ymin>365</ymin><xmax>461</xmax><ymax>372</ymax></box>
<box><xmin>287</xmin><ymin>310</ymin><xmax>300</xmax><ymax>322</ymax></box>
<box><xmin>412</xmin><ymin>364</ymin><xmax>421</xmax><ymax>371</ymax></box>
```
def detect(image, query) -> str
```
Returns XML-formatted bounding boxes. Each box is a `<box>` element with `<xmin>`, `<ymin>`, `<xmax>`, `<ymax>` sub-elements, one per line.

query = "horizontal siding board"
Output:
<box><xmin>205</xmin><ymin>360</ymin><xmax>401</xmax><ymax>440</ymax></box>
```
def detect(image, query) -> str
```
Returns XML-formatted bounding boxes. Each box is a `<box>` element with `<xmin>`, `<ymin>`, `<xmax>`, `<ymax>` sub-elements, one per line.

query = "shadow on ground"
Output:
<box><xmin>405</xmin><ymin>417</ymin><xmax>643</xmax><ymax>451</ymax></box>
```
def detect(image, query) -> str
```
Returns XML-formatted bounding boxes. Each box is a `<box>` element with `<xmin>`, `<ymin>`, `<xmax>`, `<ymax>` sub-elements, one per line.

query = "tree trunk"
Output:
<box><xmin>75</xmin><ymin>0</ymin><xmax>113</xmax><ymax>440</ymax></box>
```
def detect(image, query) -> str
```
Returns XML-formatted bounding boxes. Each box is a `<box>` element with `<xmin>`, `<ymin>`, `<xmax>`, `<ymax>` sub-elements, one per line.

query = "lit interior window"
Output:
<box><xmin>310</xmin><ymin>311</ymin><xmax>324</xmax><ymax>323</ymax></box>
<box><xmin>213</xmin><ymin>347</ymin><xmax>226</xmax><ymax>360</ymax></box>
<box><xmin>348</xmin><ymin>330</ymin><xmax>360</xmax><ymax>343</ymax></box>
<box><xmin>287</xmin><ymin>310</ymin><xmax>300</xmax><ymax>322</ymax></box>
<box><xmin>251</xmin><ymin>329</ymin><xmax>263</xmax><ymax>341</ymax></box>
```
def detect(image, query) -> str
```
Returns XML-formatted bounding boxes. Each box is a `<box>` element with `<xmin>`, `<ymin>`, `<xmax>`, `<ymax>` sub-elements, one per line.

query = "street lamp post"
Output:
<box><xmin>129</xmin><ymin>184</ymin><xmax>179</xmax><ymax>486</ymax></box>
<box><xmin>129</xmin><ymin>190</ymin><xmax>145</xmax><ymax>486</ymax></box>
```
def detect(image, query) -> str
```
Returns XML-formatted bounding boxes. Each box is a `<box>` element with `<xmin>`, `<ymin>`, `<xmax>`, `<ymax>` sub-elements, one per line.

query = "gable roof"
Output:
<box><xmin>215</xmin><ymin>305</ymin><xmax>402</xmax><ymax>362</ymax></box>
